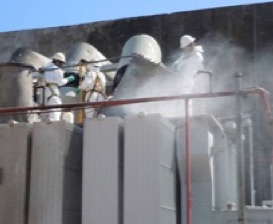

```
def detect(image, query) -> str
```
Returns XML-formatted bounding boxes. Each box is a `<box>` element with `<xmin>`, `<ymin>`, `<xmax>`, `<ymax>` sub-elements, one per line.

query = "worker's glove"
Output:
<box><xmin>67</xmin><ymin>75</ymin><xmax>75</xmax><ymax>82</ymax></box>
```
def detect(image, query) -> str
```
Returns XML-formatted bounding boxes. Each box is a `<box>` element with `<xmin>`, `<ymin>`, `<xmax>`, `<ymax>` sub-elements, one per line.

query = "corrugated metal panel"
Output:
<box><xmin>82</xmin><ymin>117</ymin><xmax>123</xmax><ymax>224</ymax></box>
<box><xmin>124</xmin><ymin>114</ymin><xmax>176</xmax><ymax>224</ymax></box>
<box><xmin>28</xmin><ymin>121</ymin><xmax>82</xmax><ymax>224</ymax></box>
<box><xmin>0</xmin><ymin>123</ymin><xmax>31</xmax><ymax>224</ymax></box>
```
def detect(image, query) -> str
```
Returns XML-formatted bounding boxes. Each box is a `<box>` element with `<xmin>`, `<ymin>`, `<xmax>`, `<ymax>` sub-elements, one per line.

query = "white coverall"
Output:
<box><xmin>43</xmin><ymin>62</ymin><xmax>69</xmax><ymax>121</ymax></box>
<box><xmin>171</xmin><ymin>46</ymin><xmax>204</xmax><ymax>115</ymax></box>
<box><xmin>172</xmin><ymin>45</ymin><xmax>204</xmax><ymax>93</ymax></box>
<box><xmin>80</xmin><ymin>71</ymin><xmax>107</xmax><ymax>118</ymax></box>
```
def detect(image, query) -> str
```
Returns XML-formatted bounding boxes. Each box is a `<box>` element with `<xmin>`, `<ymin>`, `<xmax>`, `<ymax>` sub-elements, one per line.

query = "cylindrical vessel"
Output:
<box><xmin>117</xmin><ymin>34</ymin><xmax>162</xmax><ymax>70</ymax></box>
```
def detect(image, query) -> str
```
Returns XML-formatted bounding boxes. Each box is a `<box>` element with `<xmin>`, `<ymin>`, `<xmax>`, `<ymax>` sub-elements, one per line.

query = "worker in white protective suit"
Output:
<box><xmin>41</xmin><ymin>52</ymin><xmax>75</xmax><ymax>121</ymax></box>
<box><xmin>170</xmin><ymin>35</ymin><xmax>205</xmax><ymax>116</ymax></box>
<box><xmin>79</xmin><ymin>60</ymin><xmax>108</xmax><ymax>119</ymax></box>
<box><xmin>171</xmin><ymin>35</ymin><xmax>204</xmax><ymax>93</ymax></box>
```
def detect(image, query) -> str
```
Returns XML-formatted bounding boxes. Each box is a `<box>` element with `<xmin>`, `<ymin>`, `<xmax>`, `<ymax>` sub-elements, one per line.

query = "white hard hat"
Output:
<box><xmin>180</xmin><ymin>35</ymin><xmax>196</xmax><ymax>48</ymax></box>
<box><xmin>52</xmin><ymin>52</ymin><xmax>66</xmax><ymax>63</ymax></box>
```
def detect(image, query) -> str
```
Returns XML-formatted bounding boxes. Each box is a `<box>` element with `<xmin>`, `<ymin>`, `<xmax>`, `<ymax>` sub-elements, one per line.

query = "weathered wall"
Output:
<box><xmin>0</xmin><ymin>2</ymin><xmax>272</xmax><ymax>63</ymax></box>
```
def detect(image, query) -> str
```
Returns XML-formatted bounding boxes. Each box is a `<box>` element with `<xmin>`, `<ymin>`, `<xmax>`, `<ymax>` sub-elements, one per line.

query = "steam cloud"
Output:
<box><xmin>110</xmin><ymin>33</ymin><xmax>273</xmax><ymax>119</ymax></box>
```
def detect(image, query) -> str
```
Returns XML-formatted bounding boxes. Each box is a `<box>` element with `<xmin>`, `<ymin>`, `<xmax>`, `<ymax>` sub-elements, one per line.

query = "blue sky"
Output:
<box><xmin>0</xmin><ymin>0</ymin><xmax>271</xmax><ymax>32</ymax></box>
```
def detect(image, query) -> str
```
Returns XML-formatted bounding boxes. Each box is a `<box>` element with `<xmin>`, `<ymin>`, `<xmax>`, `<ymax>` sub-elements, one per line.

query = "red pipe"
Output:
<box><xmin>185</xmin><ymin>99</ymin><xmax>192</xmax><ymax>224</ymax></box>
<box><xmin>0</xmin><ymin>88</ymin><xmax>268</xmax><ymax>114</ymax></box>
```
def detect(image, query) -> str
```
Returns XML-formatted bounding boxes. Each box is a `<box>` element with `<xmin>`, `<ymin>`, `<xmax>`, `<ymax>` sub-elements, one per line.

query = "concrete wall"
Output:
<box><xmin>0</xmin><ymin>2</ymin><xmax>272</xmax><ymax>65</ymax></box>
